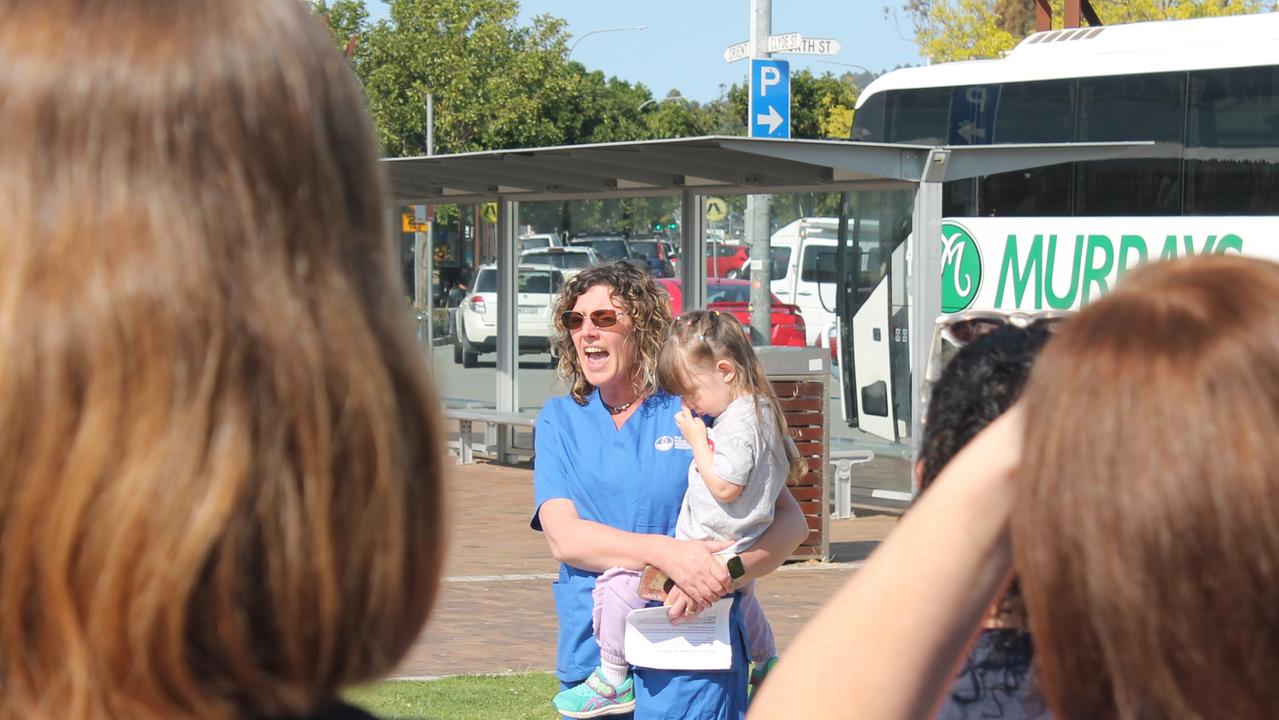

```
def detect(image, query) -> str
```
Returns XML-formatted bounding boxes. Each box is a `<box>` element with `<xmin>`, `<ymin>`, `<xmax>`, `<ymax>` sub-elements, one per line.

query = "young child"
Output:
<box><xmin>552</xmin><ymin>309</ymin><xmax>805</xmax><ymax>718</ymax></box>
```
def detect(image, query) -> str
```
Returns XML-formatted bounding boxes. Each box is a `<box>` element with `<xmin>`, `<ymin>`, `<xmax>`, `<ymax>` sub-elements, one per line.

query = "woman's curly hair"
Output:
<box><xmin>551</xmin><ymin>261</ymin><xmax>673</xmax><ymax>405</ymax></box>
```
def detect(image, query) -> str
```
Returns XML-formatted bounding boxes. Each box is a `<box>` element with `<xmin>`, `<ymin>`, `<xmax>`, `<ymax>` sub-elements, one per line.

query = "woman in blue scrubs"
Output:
<box><xmin>532</xmin><ymin>262</ymin><xmax>808</xmax><ymax>719</ymax></box>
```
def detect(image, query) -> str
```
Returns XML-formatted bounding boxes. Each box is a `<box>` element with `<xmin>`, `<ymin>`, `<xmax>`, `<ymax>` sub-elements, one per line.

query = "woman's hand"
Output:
<box><xmin>664</xmin><ymin>586</ymin><xmax>706</xmax><ymax>623</ymax></box>
<box><xmin>674</xmin><ymin>406</ymin><xmax>709</xmax><ymax>449</ymax></box>
<box><xmin>655</xmin><ymin>537</ymin><xmax>733</xmax><ymax>608</ymax></box>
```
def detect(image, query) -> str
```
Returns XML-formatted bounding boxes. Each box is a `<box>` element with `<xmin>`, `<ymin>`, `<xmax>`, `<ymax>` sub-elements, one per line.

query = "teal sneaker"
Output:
<box><xmin>748</xmin><ymin>656</ymin><xmax>779</xmax><ymax>701</ymax></box>
<box><xmin>552</xmin><ymin>667</ymin><xmax>636</xmax><ymax>718</ymax></box>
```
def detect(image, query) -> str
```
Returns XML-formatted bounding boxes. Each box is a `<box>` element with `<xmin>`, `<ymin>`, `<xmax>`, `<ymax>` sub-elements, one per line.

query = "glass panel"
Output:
<box><xmin>436</xmin><ymin>203</ymin><xmax>497</xmax><ymax>422</ymax></box>
<box><xmin>851</xmin><ymin>91</ymin><xmax>886</xmax><ymax>142</ymax></box>
<box><xmin>830</xmin><ymin>189</ymin><xmax>915</xmax><ymax>503</ymax></box>
<box><xmin>991</xmin><ymin>79</ymin><xmax>1075</xmax><ymax>143</ymax></box>
<box><xmin>884</xmin><ymin>87</ymin><xmax>950</xmax><ymax>145</ymax></box>
<box><xmin>1186</xmin><ymin>66</ymin><xmax>1279</xmax><ymax>214</ymax></box>
<box><xmin>979</xmin><ymin>164</ymin><xmax>1073</xmax><ymax>216</ymax></box>
<box><xmin>1075</xmin><ymin>73</ymin><xmax>1185</xmax><ymax>216</ymax></box>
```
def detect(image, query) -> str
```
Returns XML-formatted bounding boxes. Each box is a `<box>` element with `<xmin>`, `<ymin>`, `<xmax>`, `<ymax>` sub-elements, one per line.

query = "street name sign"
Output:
<box><xmin>767</xmin><ymin>32</ymin><xmax>841</xmax><ymax>56</ymax></box>
<box><xmin>766</xmin><ymin>32</ymin><xmax>802</xmax><ymax>53</ymax></box>
<box><xmin>723</xmin><ymin>41</ymin><xmax>750</xmax><ymax>63</ymax></box>
<box><xmin>749</xmin><ymin>58</ymin><xmax>790</xmax><ymax>139</ymax></box>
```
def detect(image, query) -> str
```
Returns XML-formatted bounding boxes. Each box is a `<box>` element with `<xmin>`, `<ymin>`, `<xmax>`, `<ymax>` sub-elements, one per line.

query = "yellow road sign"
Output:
<box><xmin>401</xmin><ymin>213</ymin><xmax>428</xmax><ymax>233</ymax></box>
<box><xmin>704</xmin><ymin>196</ymin><xmax>728</xmax><ymax>223</ymax></box>
<box><xmin>481</xmin><ymin>202</ymin><xmax>499</xmax><ymax>224</ymax></box>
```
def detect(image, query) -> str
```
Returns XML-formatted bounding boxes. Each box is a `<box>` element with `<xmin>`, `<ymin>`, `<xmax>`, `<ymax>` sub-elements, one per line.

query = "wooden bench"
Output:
<box><xmin>442</xmin><ymin>408</ymin><xmax>536</xmax><ymax>464</ymax></box>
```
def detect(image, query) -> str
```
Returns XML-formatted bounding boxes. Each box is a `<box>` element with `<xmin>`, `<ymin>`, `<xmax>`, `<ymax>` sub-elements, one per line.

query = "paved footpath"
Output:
<box><xmin>393</xmin><ymin>460</ymin><xmax>898</xmax><ymax>679</ymax></box>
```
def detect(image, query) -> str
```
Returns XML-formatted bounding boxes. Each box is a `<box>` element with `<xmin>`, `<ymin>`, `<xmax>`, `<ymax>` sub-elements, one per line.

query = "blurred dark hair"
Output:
<box><xmin>919</xmin><ymin>324</ymin><xmax>1051</xmax><ymax>490</ymax></box>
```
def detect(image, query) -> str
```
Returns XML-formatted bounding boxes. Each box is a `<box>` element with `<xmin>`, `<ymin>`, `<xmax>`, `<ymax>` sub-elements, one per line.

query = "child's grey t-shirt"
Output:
<box><xmin>674</xmin><ymin>394</ymin><xmax>790</xmax><ymax>553</ymax></box>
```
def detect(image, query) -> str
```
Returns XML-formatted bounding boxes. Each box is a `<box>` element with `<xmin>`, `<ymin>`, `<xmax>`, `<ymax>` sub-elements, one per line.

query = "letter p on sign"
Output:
<box><xmin>759</xmin><ymin>66</ymin><xmax>781</xmax><ymax>95</ymax></box>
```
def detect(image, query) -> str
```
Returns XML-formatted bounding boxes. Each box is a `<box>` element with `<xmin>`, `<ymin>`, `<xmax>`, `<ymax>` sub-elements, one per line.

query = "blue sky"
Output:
<box><xmin>361</xmin><ymin>1</ymin><xmax>926</xmax><ymax>102</ymax></box>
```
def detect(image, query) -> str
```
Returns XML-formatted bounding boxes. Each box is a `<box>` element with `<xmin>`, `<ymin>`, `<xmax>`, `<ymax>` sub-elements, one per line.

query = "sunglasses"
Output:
<box><xmin>922</xmin><ymin>309</ymin><xmax>1073</xmax><ymax>420</ymax></box>
<box><xmin>560</xmin><ymin>309</ymin><xmax>628</xmax><ymax>331</ymax></box>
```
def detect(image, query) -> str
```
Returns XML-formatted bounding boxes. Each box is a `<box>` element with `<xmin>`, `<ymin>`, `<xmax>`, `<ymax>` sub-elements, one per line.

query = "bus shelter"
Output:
<box><xmin>385</xmin><ymin>136</ymin><xmax>1163</xmax><ymax>489</ymax></box>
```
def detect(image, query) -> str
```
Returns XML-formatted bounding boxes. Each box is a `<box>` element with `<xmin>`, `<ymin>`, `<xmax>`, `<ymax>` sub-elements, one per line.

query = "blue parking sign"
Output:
<box><xmin>749</xmin><ymin>58</ymin><xmax>790</xmax><ymax>139</ymax></box>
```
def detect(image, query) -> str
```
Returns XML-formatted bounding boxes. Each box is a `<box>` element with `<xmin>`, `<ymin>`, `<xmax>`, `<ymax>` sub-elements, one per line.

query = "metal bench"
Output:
<box><xmin>442</xmin><ymin>408</ymin><xmax>536</xmax><ymax>464</ymax></box>
<box><xmin>829</xmin><ymin>449</ymin><xmax>875</xmax><ymax>519</ymax></box>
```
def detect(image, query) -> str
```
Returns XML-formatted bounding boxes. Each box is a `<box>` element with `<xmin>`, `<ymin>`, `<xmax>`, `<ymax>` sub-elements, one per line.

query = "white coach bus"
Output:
<box><xmin>832</xmin><ymin>11</ymin><xmax>1279</xmax><ymax>486</ymax></box>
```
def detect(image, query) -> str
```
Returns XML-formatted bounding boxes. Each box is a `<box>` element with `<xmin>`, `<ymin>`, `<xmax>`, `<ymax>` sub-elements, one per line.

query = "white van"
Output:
<box><xmin>769</xmin><ymin>217</ymin><xmax>884</xmax><ymax>349</ymax></box>
<box><xmin>518</xmin><ymin>233</ymin><xmax>563</xmax><ymax>252</ymax></box>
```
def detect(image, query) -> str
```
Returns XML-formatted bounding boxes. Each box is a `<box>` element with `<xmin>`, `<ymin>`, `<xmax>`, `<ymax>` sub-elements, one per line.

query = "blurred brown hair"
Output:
<box><xmin>1014</xmin><ymin>254</ymin><xmax>1279</xmax><ymax>719</ymax></box>
<box><xmin>0</xmin><ymin>1</ymin><xmax>444</xmax><ymax>718</ymax></box>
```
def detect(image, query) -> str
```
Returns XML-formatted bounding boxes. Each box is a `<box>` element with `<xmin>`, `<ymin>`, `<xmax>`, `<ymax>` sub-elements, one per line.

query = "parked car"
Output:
<box><xmin>655</xmin><ymin>278</ymin><xmax>806</xmax><ymax>347</ymax></box>
<box><xmin>454</xmin><ymin>264</ymin><xmax>564</xmax><ymax>367</ymax></box>
<box><xmin>706</xmin><ymin>241</ymin><xmax>749</xmax><ymax>278</ymax></box>
<box><xmin>568</xmin><ymin>235</ymin><xmax>632</xmax><ymax>263</ymax></box>
<box><xmin>518</xmin><ymin>246</ymin><xmax>601</xmax><ymax>279</ymax></box>
<box><xmin>626</xmin><ymin>238</ymin><xmax>676</xmax><ymax>278</ymax></box>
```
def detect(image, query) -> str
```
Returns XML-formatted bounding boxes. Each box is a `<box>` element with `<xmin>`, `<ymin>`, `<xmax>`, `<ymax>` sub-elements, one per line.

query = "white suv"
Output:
<box><xmin>518</xmin><ymin>246</ymin><xmax>601</xmax><ymax>280</ymax></box>
<box><xmin>454</xmin><ymin>264</ymin><xmax>565</xmax><ymax>367</ymax></box>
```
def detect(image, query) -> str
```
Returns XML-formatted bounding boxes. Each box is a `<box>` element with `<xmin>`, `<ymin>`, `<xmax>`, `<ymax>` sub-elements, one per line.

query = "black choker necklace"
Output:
<box><xmin>602</xmin><ymin>394</ymin><xmax>640</xmax><ymax>416</ymax></box>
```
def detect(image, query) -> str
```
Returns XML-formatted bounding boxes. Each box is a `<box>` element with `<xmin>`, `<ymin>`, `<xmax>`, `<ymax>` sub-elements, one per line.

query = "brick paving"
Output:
<box><xmin>393</xmin><ymin>459</ymin><xmax>898</xmax><ymax>679</ymax></box>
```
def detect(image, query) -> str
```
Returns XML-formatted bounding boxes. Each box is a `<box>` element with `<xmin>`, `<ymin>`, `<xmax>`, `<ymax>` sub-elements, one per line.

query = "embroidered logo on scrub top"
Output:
<box><xmin>655</xmin><ymin>436</ymin><xmax>694</xmax><ymax>452</ymax></box>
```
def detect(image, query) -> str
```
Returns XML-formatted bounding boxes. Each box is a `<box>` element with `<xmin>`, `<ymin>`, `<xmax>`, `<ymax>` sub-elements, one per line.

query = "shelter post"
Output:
<box><xmin>496</xmin><ymin>199</ymin><xmax>519</xmax><ymax>461</ymax></box>
<box><xmin>909</xmin><ymin>148</ymin><xmax>948</xmax><ymax>489</ymax></box>
<box><xmin>679</xmin><ymin>188</ymin><xmax>705</xmax><ymax>311</ymax></box>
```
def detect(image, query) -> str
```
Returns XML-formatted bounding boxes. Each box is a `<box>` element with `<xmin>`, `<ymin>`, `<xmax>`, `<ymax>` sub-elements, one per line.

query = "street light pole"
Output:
<box><xmin>637</xmin><ymin>95</ymin><xmax>689</xmax><ymax>112</ymax></box>
<box><xmin>819</xmin><ymin>60</ymin><xmax>875</xmax><ymax>75</ymax></box>
<box><xmin>568</xmin><ymin>25</ymin><xmax>647</xmax><ymax>55</ymax></box>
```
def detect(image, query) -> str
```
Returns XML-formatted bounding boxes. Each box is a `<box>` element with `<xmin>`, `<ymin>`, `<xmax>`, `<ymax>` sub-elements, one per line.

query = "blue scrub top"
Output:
<box><xmin>532</xmin><ymin>389</ymin><xmax>749</xmax><ymax>720</ymax></box>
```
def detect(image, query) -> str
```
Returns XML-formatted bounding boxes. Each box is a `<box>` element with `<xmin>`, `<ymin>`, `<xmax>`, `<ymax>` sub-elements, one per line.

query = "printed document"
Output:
<box><xmin>623</xmin><ymin>597</ymin><xmax>734</xmax><ymax>670</ymax></box>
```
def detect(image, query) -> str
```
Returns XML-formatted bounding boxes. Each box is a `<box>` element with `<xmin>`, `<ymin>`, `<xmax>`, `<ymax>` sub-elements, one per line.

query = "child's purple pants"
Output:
<box><xmin>591</xmin><ymin>567</ymin><xmax>776</xmax><ymax>667</ymax></box>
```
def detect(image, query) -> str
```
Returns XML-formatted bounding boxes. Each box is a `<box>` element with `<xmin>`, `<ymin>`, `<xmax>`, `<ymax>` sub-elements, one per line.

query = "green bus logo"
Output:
<box><xmin>941</xmin><ymin>221</ymin><xmax>982</xmax><ymax>313</ymax></box>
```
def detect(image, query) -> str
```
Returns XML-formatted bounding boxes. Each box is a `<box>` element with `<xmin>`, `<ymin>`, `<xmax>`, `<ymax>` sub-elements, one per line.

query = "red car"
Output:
<box><xmin>656</xmin><ymin>278</ymin><xmax>806</xmax><ymax>347</ymax></box>
<box><xmin>706</xmin><ymin>242</ymin><xmax>749</xmax><ymax>278</ymax></box>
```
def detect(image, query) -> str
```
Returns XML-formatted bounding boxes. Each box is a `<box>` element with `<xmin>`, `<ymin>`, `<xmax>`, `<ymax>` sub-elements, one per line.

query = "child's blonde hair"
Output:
<box><xmin>657</xmin><ymin>310</ymin><xmax>807</xmax><ymax>484</ymax></box>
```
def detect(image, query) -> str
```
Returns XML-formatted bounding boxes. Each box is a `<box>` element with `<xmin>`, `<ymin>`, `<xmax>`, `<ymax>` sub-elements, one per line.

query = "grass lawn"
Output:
<box><xmin>347</xmin><ymin>673</ymin><xmax>561</xmax><ymax>720</ymax></box>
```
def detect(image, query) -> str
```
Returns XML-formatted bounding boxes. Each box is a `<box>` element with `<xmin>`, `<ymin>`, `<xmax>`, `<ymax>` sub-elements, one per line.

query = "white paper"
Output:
<box><xmin>623</xmin><ymin>597</ymin><xmax>734</xmax><ymax>671</ymax></box>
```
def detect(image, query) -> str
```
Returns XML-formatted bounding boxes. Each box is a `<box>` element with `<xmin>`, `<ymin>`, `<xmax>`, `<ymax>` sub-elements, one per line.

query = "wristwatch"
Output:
<box><xmin>725</xmin><ymin>554</ymin><xmax>746</xmax><ymax>581</ymax></box>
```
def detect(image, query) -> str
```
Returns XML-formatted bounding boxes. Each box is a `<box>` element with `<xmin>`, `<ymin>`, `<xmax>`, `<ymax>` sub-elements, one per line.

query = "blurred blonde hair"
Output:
<box><xmin>0</xmin><ymin>1</ymin><xmax>444</xmax><ymax>718</ymax></box>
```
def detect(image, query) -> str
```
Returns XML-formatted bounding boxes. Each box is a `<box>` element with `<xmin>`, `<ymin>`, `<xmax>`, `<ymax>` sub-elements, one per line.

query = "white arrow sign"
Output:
<box><xmin>756</xmin><ymin>105</ymin><xmax>784</xmax><ymax>134</ymax></box>
<box><xmin>723</xmin><ymin>41</ymin><xmax>750</xmax><ymax>63</ymax></box>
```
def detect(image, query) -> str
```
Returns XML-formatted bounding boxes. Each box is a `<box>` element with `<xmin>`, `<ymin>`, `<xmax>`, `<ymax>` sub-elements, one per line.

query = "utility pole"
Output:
<box><xmin>414</xmin><ymin>93</ymin><xmax>433</xmax><ymax>311</ymax></box>
<box><xmin>747</xmin><ymin>0</ymin><xmax>773</xmax><ymax>345</ymax></box>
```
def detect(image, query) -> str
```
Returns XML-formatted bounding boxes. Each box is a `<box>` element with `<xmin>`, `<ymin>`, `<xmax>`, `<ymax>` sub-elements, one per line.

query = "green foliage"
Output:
<box><xmin>789</xmin><ymin>70</ymin><xmax>860</xmax><ymax>139</ymax></box>
<box><xmin>899</xmin><ymin>0</ymin><xmax>1270</xmax><ymax>62</ymax></box>
<box><xmin>346</xmin><ymin>673</ymin><xmax>560</xmax><ymax>720</ymax></box>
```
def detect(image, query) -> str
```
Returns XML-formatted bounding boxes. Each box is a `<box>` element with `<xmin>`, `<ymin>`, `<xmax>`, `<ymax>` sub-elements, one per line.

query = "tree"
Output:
<box><xmin>349</xmin><ymin>0</ymin><xmax>581</xmax><ymax>156</ymax></box>
<box><xmin>896</xmin><ymin>0</ymin><xmax>1270</xmax><ymax>62</ymax></box>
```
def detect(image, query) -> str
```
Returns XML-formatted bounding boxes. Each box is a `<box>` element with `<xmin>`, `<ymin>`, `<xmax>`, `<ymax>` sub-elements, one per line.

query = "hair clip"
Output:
<box><xmin>712</xmin><ymin>310</ymin><xmax>720</xmax><ymax>317</ymax></box>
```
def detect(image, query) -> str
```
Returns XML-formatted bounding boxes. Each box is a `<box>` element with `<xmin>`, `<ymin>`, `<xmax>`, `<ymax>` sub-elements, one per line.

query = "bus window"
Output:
<box><xmin>948</xmin><ymin>85</ymin><xmax>999</xmax><ymax>145</ymax></box>
<box><xmin>991</xmin><ymin>79</ymin><xmax>1076</xmax><ymax>143</ymax></box>
<box><xmin>852</xmin><ymin>91</ymin><xmax>885</xmax><ymax>142</ymax></box>
<box><xmin>884</xmin><ymin>87</ymin><xmax>950</xmax><ymax>145</ymax></box>
<box><xmin>978</xmin><ymin>79</ymin><xmax>1077</xmax><ymax>216</ymax></box>
<box><xmin>1076</xmin><ymin>72</ymin><xmax>1186</xmax><ymax>215</ymax></box>
<box><xmin>1186</xmin><ymin>66</ymin><xmax>1279</xmax><ymax>214</ymax></box>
